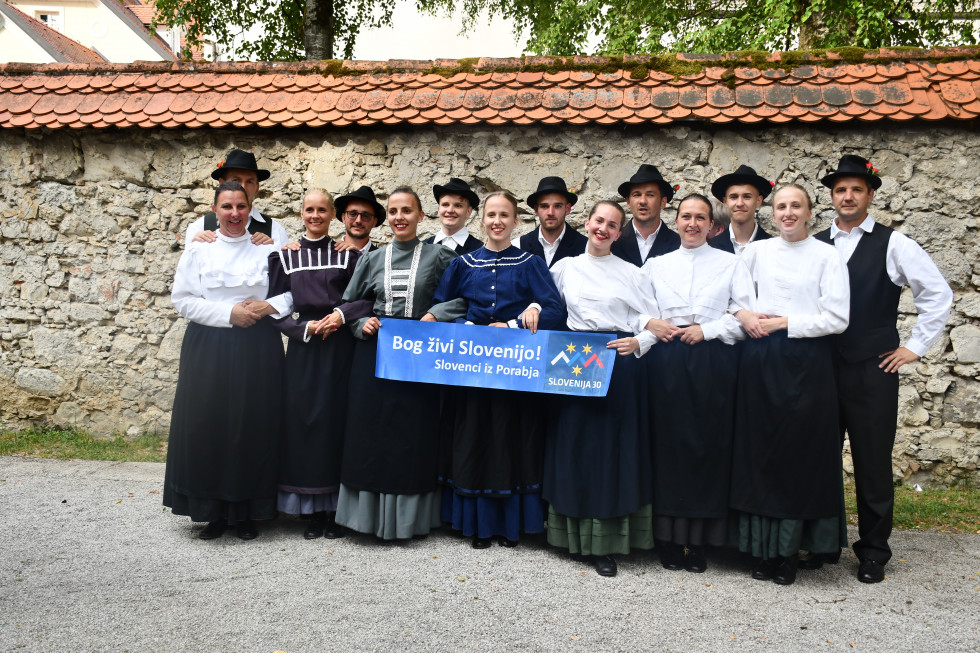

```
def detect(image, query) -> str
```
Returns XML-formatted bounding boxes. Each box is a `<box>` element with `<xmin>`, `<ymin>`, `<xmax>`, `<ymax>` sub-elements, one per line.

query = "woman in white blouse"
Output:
<box><xmin>730</xmin><ymin>184</ymin><xmax>850</xmax><ymax>585</ymax></box>
<box><xmin>544</xmin><ymin>201</ymin><xmax>659</xmax><ymax>578</ymax></box>
<box><xmin>164</xmin><ymin>181</ymin><xmax>291</xmax><ymax>541</ymax></box>
<box><xmin>640</xmin><ymin>194</ymin><xmax>755</xmax><ymax>574</ymax></box>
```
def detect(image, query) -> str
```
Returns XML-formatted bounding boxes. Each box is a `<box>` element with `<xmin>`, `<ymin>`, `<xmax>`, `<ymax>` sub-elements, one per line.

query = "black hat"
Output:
<box><xmin>618</xmin><ymin>164</ymin><xmax>675</xmax><ymax>202</ymax></box>
<box><xmin>711</xmin><ymin>165</ymin><xmax>773</xmax><ymax>201</ymax></box>
<box><xmin>335</xmin><ymin>186</ymin><xmax>386</xmax><ymax>226</ymax></box>
<box><xmin>526</xmin><ymin>176</ymin><xmax>578</xmax><ymax>208</ymax></box>
<box><xmin>433</xmin><ymin>177</ymin><xmax>480</xmax><ymax>210</ymax></box>
<box><xmin>211</xmin><ymin>149</ymin><xmax>270</xmax><ymax>182</ymax></box>
<box><xmin>820</xmin><ymin>155</ymin><xmax>882</xmax><ymax>190</ymax></box>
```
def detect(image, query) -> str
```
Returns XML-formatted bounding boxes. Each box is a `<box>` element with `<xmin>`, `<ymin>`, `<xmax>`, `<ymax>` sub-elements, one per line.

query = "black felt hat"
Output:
<box><xmin>335</xmin><ymin>186</ymin><xmax>386</xmax><ymax>226</ymax></box>
<box><xmin>618</xmin><ymin>164</ymin><xmax>675</xmax><ymax>202</ymax></box>
<box><xmin>433</xmin><ymin>177</ymin><xmax>480</xmax><ymax>210</ymax></box>
<box><xmin>711</xmin><ymin>164</ymin><xmax>774</xmax><ymax>201</ymax></box>
<box><xmin>820</xmin><ymin>155</ymin><xmax>883</xmax><ymax>190</ymax></box>
<box><xmin>211</xmin><ymin>149</ymin><xmax>270</xmax><ymax>182</ymax></box>
<box><xmin>526</xmin><ymin>176</ymin><xmax>578</xmax><ymax>208</ymax></box>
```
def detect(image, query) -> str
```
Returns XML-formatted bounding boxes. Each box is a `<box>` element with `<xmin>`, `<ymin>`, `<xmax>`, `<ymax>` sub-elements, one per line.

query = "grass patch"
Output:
<box><xmin>845</xmin><ymin>482</ymin><xmax>980</xmax><ymax>534</ymax></box>
<box><xmin>0</xmin><ymin>427</ymin><xmax>167</xmax><ymax>463</ymax></box>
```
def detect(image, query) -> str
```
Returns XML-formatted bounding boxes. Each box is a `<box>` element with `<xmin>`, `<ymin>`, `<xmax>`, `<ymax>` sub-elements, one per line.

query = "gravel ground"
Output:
<box><xmin>1</xmin><ymin>457</ymin><xmax>978</xmax><ymax>653</ymax></box>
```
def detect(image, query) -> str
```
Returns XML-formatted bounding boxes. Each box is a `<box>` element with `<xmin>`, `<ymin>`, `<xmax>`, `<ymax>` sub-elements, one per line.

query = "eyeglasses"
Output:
<box><xmin>343</xmin><ymin>210</ymin><xmax>375</xmax><ymax>222</ymax></box>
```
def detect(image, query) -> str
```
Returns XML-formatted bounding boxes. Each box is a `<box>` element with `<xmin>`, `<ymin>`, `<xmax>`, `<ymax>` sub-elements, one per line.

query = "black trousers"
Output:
<box><xmin>836</xmin><ymin>356</ymin><xmax>899</xmax><ymax>564</ymax></box>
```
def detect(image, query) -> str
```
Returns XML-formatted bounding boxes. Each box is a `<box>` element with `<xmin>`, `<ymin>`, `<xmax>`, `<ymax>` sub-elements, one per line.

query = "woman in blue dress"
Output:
<box><xmin>425</xmin><ymin>191</ymin><xmax>565</xmax><ymax>548</ymax></box>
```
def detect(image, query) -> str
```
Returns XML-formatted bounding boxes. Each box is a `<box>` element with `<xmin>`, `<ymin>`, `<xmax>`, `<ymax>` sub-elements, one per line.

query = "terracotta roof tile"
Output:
<box><xmin>542</xmin><ymin>88</ymin><xmax>570</xmax><ymax>110</ymax></box>
<box><xmin>515</xmin><ymin>88</ymin><xmax>543</xmax><ymax>109</ymax></box>
<box><xmin>940</xmin><ymin>79</ymin><xmax>977</xmax><ymax>104</ymax></box>
<box><xmin>678</xmin><ymin>87</ymin><xmax>707</xmax><ymax>108</ymax></box>
<box><xmin>707</xmin><ymin>86</ymin><xmax>735</xmax><ymax>108</ymax></box>
<box><xmin>411</xmin><ymin>89</ymin><xmax>440</xmax><ymax>110</ymax></box>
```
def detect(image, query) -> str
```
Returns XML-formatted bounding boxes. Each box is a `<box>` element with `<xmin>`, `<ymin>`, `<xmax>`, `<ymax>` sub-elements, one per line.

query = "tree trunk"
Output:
<box><xmin>304</xmin><ymin>0</ymin><xmax>334</xmax><ymax>60</ymax></box>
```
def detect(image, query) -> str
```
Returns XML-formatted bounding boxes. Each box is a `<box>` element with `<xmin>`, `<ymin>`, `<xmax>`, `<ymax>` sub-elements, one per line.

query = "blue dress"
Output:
<box><xmin>429</xmin><ymin>245</ymin><xmax>566</xmax><ymax>541</ymax></box>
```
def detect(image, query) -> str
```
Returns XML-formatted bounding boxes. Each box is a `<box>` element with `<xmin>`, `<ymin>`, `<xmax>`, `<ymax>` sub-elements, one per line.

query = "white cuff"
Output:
<box><xmin>507</xmin><ymin>319</ymin><xmax>519</xmax><ymax>328</ymax></box>
<box><xmin>303</xmin><ymin>321</ymin><xmax>314</xmax><ymax>343</ymax></box>
<box><xmin>334</xmin><ymin>308</ymin><xmax>346</xmax><ymax>325</ymax></box>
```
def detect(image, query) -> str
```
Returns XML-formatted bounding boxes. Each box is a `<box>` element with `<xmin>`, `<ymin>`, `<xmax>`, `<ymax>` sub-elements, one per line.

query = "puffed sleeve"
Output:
<box><xmin>522</xmin><ymin>255</ymin><xmax>566</xmax><ymax>330</ymax></box>
<box><xmin>787</xmin><ymin>248</ymin><xmax>850</xmax><ymax>338</ymax></box>
<box><xmin>428</xmin><ymin>256</ymin><xmax>469</xmax><ymax>322</ymax></box>
<box><xmin>171</xmin><ymin>246</ymin><xmax>237</xmax><ymax>328</ymax></box>
<box><xmin>267</xmin><ymin>250</ymin><xmax>310</xmax><ymax>341</ymax></box>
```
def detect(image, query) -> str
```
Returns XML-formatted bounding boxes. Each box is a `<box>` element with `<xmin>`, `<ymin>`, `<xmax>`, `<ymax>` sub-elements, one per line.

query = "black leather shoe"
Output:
<box><xmin>799</xmin><ymin>550</ymin><xmax>841</xmax><ymax>570</ymax></box>
<box><xmin>304</xmin><ymin>512</ymin><xmax>326</xmax><ymax>540</ymax></box>
<box><xmin>472</xmin><ymin>537</ymin><xmax>492</xmax><ymax>549</ymax></box>
<box><xmin>323</xmin><ymin>512</ymin><xmax>345</xmax><ymax>539</ymax></box>
<box><xmin>857</xmin><ymin>560</ymin><xmax>885</xmax><ymax>584</ymax></box>
<box><xmin>199</xmin><ymin>520</ymin><xmax>226</xmax><ymax>540</ymax></box>
<box><xmin>658</xmin><ymin>541</ymin><xmax>685</xmax><ymax>571</ymax></box>
<box><xmin>684</xmin><ymin>546</ymin><xmax>707</xmax><ymax>573</ymax></box>
<box><xmin>772</xmin><ymin>556</ymin><xmax>798</xmax><ymax>585</ymax></box>
<box><xmin>593</xmin><ymin>555</ymin><xmax>617</xmax><ymax>577</ymax></box>
<box><xmin>498</xmin><ymin>537</ymin><xmax>519</xmax><ymax>548</ymax></box>
<box><xmin>752</xmin><ymin>558</ymin><xmax>777</xmax><ymax>581</ymax></box>
<box><xmin>236</xmin><ymin>520</ymin><xmax>258</xmax><ymax>541</ymax></box>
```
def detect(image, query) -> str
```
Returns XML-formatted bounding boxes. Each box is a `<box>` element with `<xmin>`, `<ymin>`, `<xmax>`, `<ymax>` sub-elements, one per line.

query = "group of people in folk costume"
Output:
<box><xmin>164</xmin><ymin>149</ymin><xmax>953</xmax><ymax>585</ymax></box>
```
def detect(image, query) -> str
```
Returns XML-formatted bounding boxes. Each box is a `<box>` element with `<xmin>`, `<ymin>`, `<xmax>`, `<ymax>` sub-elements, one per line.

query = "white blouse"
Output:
<box><xmin>741</xmin><ymin>236</ymin><xmax>850</xmax><ymax>339</ymax></box>
<box><xmin>551</xmin><ymin>253</ymin><xmax>659</xmax><ymax>356</ymax></box>
<box><xmin>171</xmin><ymin>232</ymin><xmax>291</xmax><ymax>328</ymax></box>
<box><xmin>639</xmin><ymin>243</ymin><xmax>755</xmax><ymax>345</ymax></box>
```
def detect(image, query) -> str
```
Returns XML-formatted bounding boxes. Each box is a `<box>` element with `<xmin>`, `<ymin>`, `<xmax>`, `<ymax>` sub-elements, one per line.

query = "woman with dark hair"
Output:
<box><xmin>424</xmin><ymin>190</ymin><xmax>565</xmax><ymax>549</ymax></box>
<box><xmin>164</xmin><ymin>180</ymin><xmax>291</xmax><ymax>541</ymax></box>
<box><xmin>544</xmin><ymin>200</ymin><xmax>659</xmax><ymax>577</ymax></box>
<box><xmin>730</xmin><ymin>184</ymin><xmax>850</xmax><ymax>585</ymax></box>
<box><xmin>640</xmin><ymin>193</ymin><xmax>755</xmax><ymax>573</ymax></box>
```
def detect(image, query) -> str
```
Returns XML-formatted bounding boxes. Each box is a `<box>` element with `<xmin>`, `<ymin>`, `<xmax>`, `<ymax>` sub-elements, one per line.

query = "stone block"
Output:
<box><xmin>69</xmin><ymin>303</ymin><xmax>107</xmax><ymax>323</ymax></box>
<box><xmin>942</xmin><ymin>379</ymin><xmax>980</xmax><ymax>424</ymax></box>
<box><xmin>950</xmin><ymin>324</ymin><xmax>980</xmax><ymax>363</ymax></box>
<box><xmin>15</xmin><ymin>367</ymin><xmax>71</xmax><ymax>396</ymax></box>
<box><xmin>31</xmin><ymin>328</ymin><xmax>81</xmax><ymax>367</ymax></box>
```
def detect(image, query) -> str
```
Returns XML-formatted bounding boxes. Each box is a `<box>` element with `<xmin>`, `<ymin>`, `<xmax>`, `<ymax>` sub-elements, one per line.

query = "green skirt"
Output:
<box><xmin>547</xmin><ymin>504</ymin><xmax>654</xmax><ymax>556</ymax></box>
<box><xmin>732</xmin><ymin>486</ymin><xmax>848</xmax><ymax>559</ymax></box>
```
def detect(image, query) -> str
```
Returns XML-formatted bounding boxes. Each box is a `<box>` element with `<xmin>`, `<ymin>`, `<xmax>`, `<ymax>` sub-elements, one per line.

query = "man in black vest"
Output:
<box><xmin>516</xmin><ymin>176</ymin><xmax>586</xmax><ymax>268</ymax></box>
<box><xmin>185</xmin><ymin>149</ymin><xmax>288</xmax><ymax>247</ymax></box>
<box><xmin>815</xmin><ymin>155</ymin><xmax>952</xmax><ymax>583</ymax></box>
<box><xmin>708</xmin><ymin>164</ymin><xmax>773</xmax><ymax>254</ymax></box>
<box><xmin>610</xmin><ymin>164</ymin><xmax>680</xmax><ymax>266</ymax></box>
<box><xmin>425</xmin><ymin>177</ymin><xmax>484</xmax><ymax>255</ymax></box>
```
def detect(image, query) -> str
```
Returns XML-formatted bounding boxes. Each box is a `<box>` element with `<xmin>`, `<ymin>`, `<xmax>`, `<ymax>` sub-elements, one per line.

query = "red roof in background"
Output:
<box><xmin>0</xmin><ymin>49</ymin><xmax>978</xmax><ymax>130</ymax></box>
<box><xmin>0</xmin><ymin>3</ymin><xmax>106</xmax><ymax>65</ymax></box>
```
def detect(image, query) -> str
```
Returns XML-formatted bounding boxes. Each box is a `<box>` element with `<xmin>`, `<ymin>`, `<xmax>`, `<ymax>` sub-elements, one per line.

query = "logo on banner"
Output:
<box><xmin>544</xmin><ymin>336</ymin><xmax>612</xmax><ymax>391</ymax></box>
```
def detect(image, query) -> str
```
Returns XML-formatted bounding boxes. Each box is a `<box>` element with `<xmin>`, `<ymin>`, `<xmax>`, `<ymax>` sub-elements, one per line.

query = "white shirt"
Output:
<box><xmin>742</xmin><ymin>236</ymin><xmax>850</xmax><ymax>339</ymax></box>
<box><xmin>635</xmin><ymin>221</ymin><xmax>663</xmax><ymax>261</ymax></box>
<box><xmin>639</xmin><ymin>243</ymin><xmax>755</xmax><ymax>344</ymax></box>
<box><xmin>728</xmin><ymin>222</ymin><xmax>760</xmax><ymax>255</ymax></box>
<box><xmin>433</xmin><ymin>226</ymin><xmax>472</xmax><ymax>251</ymax></box>
<box><xmin>828</xmin><ymin>216</ymin><xmax>952</xmax><ymax>356</ymax></box>
<box><xmin>513</xmin><ymin>225</ymin><xmax>567</xmax><ymax>267</ymax></box>
<box><xmin>551</xmin><ymin>253</ymin><xmax>658</xmax><ymax>356</ymax></box>
<box><xmin>171</xmin><ymin>232</ymin><xmax>291</xmax><ymax>328</ymax></box>
<box><xmin>184</xmin><ymin>206</ymin><xmax>289</xmax><ymax>248</ymax></box>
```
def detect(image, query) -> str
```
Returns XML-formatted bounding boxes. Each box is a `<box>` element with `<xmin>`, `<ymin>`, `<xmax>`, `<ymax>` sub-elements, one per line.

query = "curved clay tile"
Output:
<box><xmin>292</xmin><ymin>108</ymin><xmax>317</xmax><ymax>123</ymax></box>
<box><xmin>664</xmin><ymin>105</ymin><xmax>692</xmax><ymax>119</ymax></box>
<box><xmin>385</xmin><ymin>89</ymin><xmax>414</xmax><ymax>110</ymax></box>
<box><xmin>516</xmin><ymin>72</ymin><xmax>544</xmax><ymax>85</ymax></box>
<box><xmin>649</xmin><ymin>88</ymin><xmax>678</xmax><ymax>109</ymax></box>
<box><xmin>312</xmin><ymin>91</ymin><xmax>340</xmax><ymax>112</ymax></box>
<box><xmin>793</xmin><ymin>83</ymin><xmax>823</xmax><ymax>106</ymax></box>
<box><xmin>734</xmin><ymin>67</ymin><xmax>762</xmax><ymax>81</ymax></box>
<box><xmin>487</xmin><ymin>88</ymin><xmax>515</xmax><ymax>110</ymax></box>
<box><xmin>317</xmin><ymin>108</ymin><xmax>343</xmax><ymax>122</ymax></box>
<box><xmin>344</xmin><ymin>108</ymin><xmax>369</xmax><ymax>122</ymax></box>
<box><xmin>779</xmin><ymin>103</ymin><xmax>808</xmax><ymax>118</ymax></box>
<box><xmin>436</xmin><ymin>88</ymin><xmax>466</xmax><ymax>110</ymax></box>
<box><xmin>868</xmin><ymin>101</ymin><xmax>901</xmax><ymax>116</ymax></box>
<box><xmin>497</xmin><ymin>106</ymin><xmax>523</xmax><ymax>120</ymax></box>
<box><xmin>544</xmin><ymin>71</ymin><xmax>570</xmax><ymax>83</ymax></box>
<box><xmin>241</xmin><ymin>109</ymin><xmax>269</xmax><ymax>123</ymax></box>
<box><xmin>719</xmin><ymin>104</ymin><xmax>750</xmax><ymax>118</ymax></box>
<box><xmin>336</xmin><ymin>91</ymin><xmax>365</xmax><ymax>112</ymax></box>
<box><xmin>569</xmin><ymin>71</ymin><xmax>596</xmax><ymax>84</ymax></box>
<box><xmin>790</xmin><ymin>65</ymin><xmax>819</xmax><ymax>80</ymax></box>
<box><xmin>840</xmin><ymin>103</ymin><xmax>871</xmax><ymax>117</ymax></box>
<box><xmin>634</xmin><ymin>106</ymin><xmax>664</xmax><ymax>120</ymax></box>
<box><xmin>623</xmin><ymin>86</ymin><xmax>651</xmax><ymax>109</ymax></box>
<box><xmin>197</xmin><ymin>109</ymin><xmax>221</xmax><ymax>124</ymax></box>
<box><xmin>524</xmin><ymin>106</ymin><xmax>552</xmax><ymax>121</ymax></box>
<box><xmin>35</xmin><ymin>111</ymin><xmax>59</xmax><ymax>126</ymax></box>
<box><xmin>462</xmin><ymin>88</ymin><xmax>491</xmax><ymax>110</ymax></box>
<box><xmin>79</xmin><ymin>111</ymin><xmax>104</xmax><ymax>124</ymax></box>
<box><xmin>246</xmin><ymin>74</ymin><xmax>275</xmax><ymax>89</ymax></box>
<box><xmin>764</xmin><ymin>85</ymin><xmax>794</xmax><ymax>107</ymax></box>
<box><xmin>827</xmin><ymin>112</ymin><xmax>854</xmax><ymax>122</ymax></box>
<box><xmin>939</xmin><ymin>80</ymin><xmax>977</xmax><ymax>104</ymax></box>
<box><xmin>261</xmin><ymin>91</ymin><xmax>290</xmax><ymax>113</ymax></box>
<box><xmin>818</xmin><ymin>66</ymin><xmax>849</xmax><ymax>80</ymax></box>
<box><xmin>542</xmin><ymin>88</ymin><xmax>570</xmax><ymax>110</ymax></box>
<box><xmin>190</xmin><ymin>91</ymin><xmax>222</xmax><ymax>114</ymax></box>
<box><xmin>43</xmin><ymin>76</ymin><xmax>71</xmax><ymax>91</ymax></box>
<box><xmin>807</xmin><ymin>103</ymin><xmax>838</xmax><ymax>117</ymax></box>
<box><xmin>98</xmin><ymin>93</ymin><xmax>129</xmax><ymax>115</ymax></box>
<box><xmin>393</xmin><ymin>106</ymin><xmax>420</xmax><ymax>119</ymax></box>
<box><xmin>595</xmin><ymin>88</ymin><xmax>623</xmax><ymax>110</ymax></box>
<box><xmin>693</xmin><ymin>105</ymin><xmax>722</xmax><ymax>119</ymax></box>
<box><xmin>605</xmin><ymin>106</ymin><xmax>634</xmax><ymax>120</ymax></box>
<box><xmin>851</xmin><ymin>84</ymin><xmax>883</xmax><ymax>105</ymax></box>
<box><xmin>515</xmin><ymin>88</ymin><xmax>543</xmax><ymax>109</ymax></box>
<box><xmin>569</xmin><ymin>88</ymin><xmax>597</xmax><ymax>109</ymax></box>
<box><xmin>211</xmin><ymin>91</ymin><xmax>246</xmax><ymax>113</ymax></box>
<box><xmin>30</xmin><ymin>93</ymin><xmax>60</xmax><ymax>116</ymax></box>
<box><xmin>359</xmin><ymin>90</ymin><xmax>387</xmax><ymax>111</ymax></box>
<box><xmin>419</xmin><ymin>107</ymin><xmax>446</xmax><ymax>120</ymax></box>
<box><xmin>76</xmin><ymin>93</ymin><xmax>107</xmax><ymax>115</ymax></box>
<box><xmin>411</xmin><ymin>89</ymin><xmax>440</xmax><ymax>110</ymax></box>
<box><xmin>9</xmin><ymin>112</ymin><xmax>38</xmax><ymax>127</ymax></box>
<box><xmin>821</xmin><ymin>83</ymin><xmax>852</xmax><ymax>106</ymax></box>
<box><xmin>678</xmin><ymin>87</ymin><xmax>707</xmax><ymax>108</ymax></box>
<box><xmin>707</xmin><ymin>86</ymin><xmax>735</xmax><ymax>108</ymax></box>
<box><xmin>735</xmin><ymin>86</ymin><xmax>765</xmax><ymax>107</ymax></box>
<box><xmin>147</xmin><ymin>110</ymin><xmax>174</xmax><ymax>124</ymax></box>
<box><xmin>762</xmin><ymin>69</ymin><xmax>789</xmax><ymax>80</ymax></box>
<box><xmin>21</xmin><ymin>75</ymin><xmax>49</xmax><ymax>90</ymax></box>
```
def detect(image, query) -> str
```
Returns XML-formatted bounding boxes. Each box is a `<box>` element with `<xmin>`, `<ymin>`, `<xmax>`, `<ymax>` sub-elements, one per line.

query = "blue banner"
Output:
<box><xmin>375</xmin><ymin>319</ymin><xmax>617</xmax><ymax>397</ymax></box>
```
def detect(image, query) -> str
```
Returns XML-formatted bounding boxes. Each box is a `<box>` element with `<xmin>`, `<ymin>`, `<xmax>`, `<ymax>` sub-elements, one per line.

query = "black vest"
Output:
<box><xmin>202</xmin><ymin>211</ymin><xmax>273</xmax><ymax>237</ymax></box>
<box><xmin>815</xmin><ymin>223</ymin><xmax>901</xmax><ymax>363</ymax></box>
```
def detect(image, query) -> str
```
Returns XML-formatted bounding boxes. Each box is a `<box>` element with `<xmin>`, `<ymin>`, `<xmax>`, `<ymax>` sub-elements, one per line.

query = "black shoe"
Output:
<box><xmin>799</xmin><ymin>550</ymin><xmax>841</xmax><ymax>570</ymax></box>
<box><xmin>236</xmin><ymin>520</ymin><xmax>258</xmax><ymax>541</ymax></box>
<box><xmin>857</xmin><ymin>559</ymin><xmax>885</xmax><ymax>584</ymax></box>
<box><xmin>304</xmin><ymin>512</ymin><xmax>326</xmax><ymax>540</ymax></box>
<box><xmin>472</xmin><ymin>537</ymin><xmax>492</xmax><ymax>549</ymax></box>
<box><xmin>199</xmin><ymin>520</ymin><xmax>226</xmax><ymax>540</ymax></box>
<box><xmin>498</xmin><ymin>537</ymin><xmax>519</xmax><ymax>548</ymax></box>
<box><xmin>593</xmin><ymin>555</ymin><xmax>617</xmax><ymax>577</ymax></box>
<box><xmin>684</xmin><ymin>546</ymin><xmax>707</xmax><ymax>573</ymax></box>
<box><xmin>323</xmin><ymin>512</ymin><xmax>345</xmax><ymax>539</ymax></box>
<box><xmin>772</xmin><ymin>556</ymin><xmax>798</xmax><ymax>585</ymax></box>
<box><xmin>752</xmin><ymin>558</ymin><xmax>778</xmax><ymax>581</ymax></box>
<box><xmin>658</xmin><ymin>541</ymin><xmax>685</xmax><ymax>571</ymax></box>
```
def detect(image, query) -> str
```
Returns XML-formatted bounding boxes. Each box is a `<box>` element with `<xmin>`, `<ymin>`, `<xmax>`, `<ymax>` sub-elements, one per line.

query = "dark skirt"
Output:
<box><xmin>441</xmin><ymin>489</ymin><xmax>545</xmax><ymax>541</ymax></box>
<box><xmin>649</xmin><ymin>337</ymin><xmax>738</xmax><ymax>519</ymax></box>
<box><xmin>163</xmin><ymin>319</ymin><xmax>284</xmax><ymax>523</ymax></box>
<box><xmin>276</xmin><ymin>326</ymin><xmax>356</xmax><ymax>513</ymax></box>
<box><xmin>543</xmin><ymin>337</ymin><xmax>653</xmax><ymax>520</ymax></box>
<box><xmin>547</xmin><ymin>504</ymin><xmax>655</xmax><ymax>556</ymax></box>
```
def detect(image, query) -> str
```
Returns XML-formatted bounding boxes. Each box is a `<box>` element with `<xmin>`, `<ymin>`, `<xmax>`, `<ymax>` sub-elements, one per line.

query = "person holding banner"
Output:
<box><xmin>332</xmin><ymin>187</ymin><xmax>463</xmax><ymax>541</ymax></box>
<box><xmin>544</xmin><ymin>200</ymin><xmax>660</xmax><ymax>577</ymax></box>
<box><xmin>729</xmin><ymin>184</ymin><xmax>850</xmax><ymax>585</ymax></box>
<box><xmin>424</xmin><ymin>190</ymin><xmax>565</xmax><ymax>549</ymax></box>
<box><xmin>640</xmin><ymin>194</ymin><xmax>755</xmax><ymax>574</ymax></box>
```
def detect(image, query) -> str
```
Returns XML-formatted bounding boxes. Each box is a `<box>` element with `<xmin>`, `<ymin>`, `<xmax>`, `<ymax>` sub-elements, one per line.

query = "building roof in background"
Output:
<box><xmin>0</xmin><ymin>48</ymin><xmax>978</xmax><ymax>130</ymax></box>
<box><xmin>96</xmin><ymin>0</ymin><xmax>176</xmax><ymax>61</ymax></box>
<box><xmin>0</xmin><ymin>2</ymin><xmax>106</xmax><ymax>64</ymax></box>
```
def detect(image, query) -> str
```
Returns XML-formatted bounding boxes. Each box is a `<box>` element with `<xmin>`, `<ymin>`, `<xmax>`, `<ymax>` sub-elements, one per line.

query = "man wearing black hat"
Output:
<box><xmin>333</xmin><ymin>186</ymin><xmax>384</xmax><ymax>253</ymax></box>
<box><xmin>185</xmin><ymin>149</ymin><xmax>289</xmax><ymax>247</ymax></box>
<box><xmin>516</xmin><ymin>176</ymin><xmax>587</xmax><ymax>268</ymax></box>
<box><xmin>814</xmin><ymin>154</ymin><xmax>952</xmax><ymax>584</ymax></box>
<box><xmin>610</xmin><ymin>164</ymin><xmax>680</xmax><ymax>266</ymax></box>
<box><xmin>708</xmin><ymin>165</ymin><xmax>773</xmax><ymax>255</ymax></box>
<box><xmin>425</xmin><ymin>178</ymin><xmax>484</xmax><ymax>255</ymax></box>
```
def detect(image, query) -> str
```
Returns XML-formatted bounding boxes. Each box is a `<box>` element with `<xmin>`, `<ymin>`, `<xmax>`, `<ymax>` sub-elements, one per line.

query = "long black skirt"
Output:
<box><xmin>730</xmin><ymin>332</ymin><xmax>843</xmax><ymax>520</ymax></box>
<box><xmin>543</xmin><ymin>335</ymin><xmax>653</xmax><ymax>520</ymax></box>
<box><xmin>649</xmin><ymin>337</ymin><xmax>738</xmax><ymax>520</ymax></box>
<box><xmin>340</xmin><ymin>335</ymin><xmax>440</xmax><ymax>496</ymax></box>
<box><xmin>277</xmin><ymin>326</ymin><xmax>356</xmax><ymax>512</ymax></box>
<box><xmin>163</xmin><ymin>319</ymin><xmax>284</xmax><ymax>524</ymax></box>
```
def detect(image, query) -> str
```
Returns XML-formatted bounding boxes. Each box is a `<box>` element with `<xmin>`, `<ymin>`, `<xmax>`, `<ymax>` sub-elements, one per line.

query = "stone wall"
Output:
<box><xmin>1</xmin><ymin>123</ymin><xmax>978</xmax><ymax>486</ymax></box>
